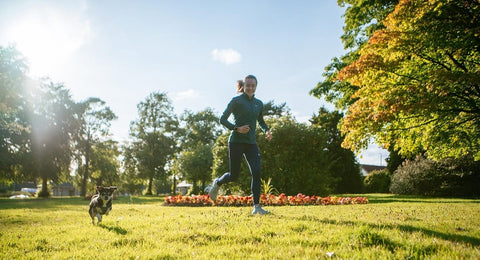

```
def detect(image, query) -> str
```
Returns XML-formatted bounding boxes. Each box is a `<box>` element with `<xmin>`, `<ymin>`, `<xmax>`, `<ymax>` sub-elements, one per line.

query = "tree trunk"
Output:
<box><xmin>172</xmin><ymin>175</ymin><xmax>177</xmax><ymax>195</ymax></box>
<box><xmin>192</xmin><ymin>181</ymin><xmax>199</xmax><ymax>195</ymax></box>
<box><xmin>38</xmin><ymin>177</ymin><xmax>50</xmax><ymax>198</ymax></box>
<box><xmin>146</xmin><ymin>177</ymin><xmax>153</xmax><ymax>195</ymax></box>
<box><xmin>81</xmin><ymin>135</ymin><xmax>91</xmax><ymax>197</ymax></box>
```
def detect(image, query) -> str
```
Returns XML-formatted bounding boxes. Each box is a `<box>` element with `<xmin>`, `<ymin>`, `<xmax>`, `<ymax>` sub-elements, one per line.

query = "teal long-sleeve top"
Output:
<box><xmin>220</xmin><ymin>93</ymin><xmax>270</xmax><ymax>144</ymax></box>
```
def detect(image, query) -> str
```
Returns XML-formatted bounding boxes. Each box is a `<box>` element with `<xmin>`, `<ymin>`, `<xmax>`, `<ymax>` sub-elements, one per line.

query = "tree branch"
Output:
<box><xmin>387</xmin><ymin>70</ymin><xmax>423</xmax><ymax>83</ymax></box>
<box><xmin>390</xmin><ymin>117</ymin><xmax>440</xmax><ymax>131</ymax></box>
<box><xmin>445</xmin><ymin>51</ymin><xmax>468</xmax><ymax>72</ymax></box>
<box><xmin>414</xmin><ymin>52</ymin><xmax>451</xmax><ymax>71</ymax></box>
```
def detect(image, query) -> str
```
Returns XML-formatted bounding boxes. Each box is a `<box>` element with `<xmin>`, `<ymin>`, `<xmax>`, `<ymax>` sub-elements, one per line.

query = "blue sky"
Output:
<box><xmin>0</xmin><ymin>0</ymin><xmax>388</xmax><ymax>166</ymax></box>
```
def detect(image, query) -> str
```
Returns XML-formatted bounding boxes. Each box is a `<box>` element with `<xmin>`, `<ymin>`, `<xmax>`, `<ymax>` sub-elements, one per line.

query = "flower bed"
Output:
<box><xmin>164</xmin><ymin>193</ymin><xmax>368</xmax><ymax>207</ymax></box>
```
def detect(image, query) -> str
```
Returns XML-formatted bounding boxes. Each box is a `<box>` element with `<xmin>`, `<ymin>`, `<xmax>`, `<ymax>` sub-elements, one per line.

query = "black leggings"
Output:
<box><xmin>217</xmin><ymin>142</ymin><xmax>262</xmax><ymax>205</ymax></box>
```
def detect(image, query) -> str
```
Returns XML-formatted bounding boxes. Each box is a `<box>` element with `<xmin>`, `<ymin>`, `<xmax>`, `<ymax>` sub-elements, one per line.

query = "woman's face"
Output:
<box><xmin>244</xmin><ymin>78</ymin><xmax>257</xmax><ymax>98</ymax></box>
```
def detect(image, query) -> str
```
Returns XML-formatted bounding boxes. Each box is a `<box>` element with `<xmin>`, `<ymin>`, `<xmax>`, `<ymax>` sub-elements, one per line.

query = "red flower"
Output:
<box><xmin>163</xmin><ymin>194</ymin><xmax>368</xmax><ymax>207</ymax></box>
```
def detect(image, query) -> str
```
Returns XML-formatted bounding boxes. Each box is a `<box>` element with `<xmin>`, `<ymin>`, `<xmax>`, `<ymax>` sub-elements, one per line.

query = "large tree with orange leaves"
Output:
<box><xmin>337</xmin><ymin>0</ymin><xmax>480</xmax><ymax>160</ymax></box>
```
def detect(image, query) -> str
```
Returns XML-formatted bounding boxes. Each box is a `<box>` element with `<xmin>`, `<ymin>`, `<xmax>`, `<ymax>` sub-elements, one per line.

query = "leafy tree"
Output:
<box><xmin>211</xmin><ymin>132</ymin><xmax>232</xmax><ymax>185</ymax></box>
<box><xmin>0</xmin><ymin>46</ymin><xmax>33</xmax><ymax>183</ymax></box>
<box><xmin>310</xmin><ymin>0</ymin><xmax>397</xmax><ymax>110</ymax></box>
<box><xmin>263</xmin><ymin>100</ymin><xmax>290</xmax><ymax>118</ymax></box>
<box><xmin>310</xmin><ymin>107</ymin><xmax>363</xmax><ymax>193</ymax></box>
<box><xmin>129</xmin><ymin>92</ymin><xmax>178</xmax><ymax>195</ymax></box>
<box><xmin>29</xmin><ymin>81</ymin><xmax>80</xmax><ymax>197</ymax></box>
<box><xmin>119</xmin><ymin>142</ymin><xmax>144</xmax><ymax>195</ymax></box>
<box><xmin>89</xmin><ymin>140</ymin><xmax>120</xmax><ymax>187</ymax></box>
<box><xmin>176</xmin><ymin>108</ymin><xmax>221</xmax><ymax>194</ymax></box>
<box><xmin>177</xmin><ymin>145</ymin><xmax>213</xmax><ymax>194</ymax></box>
<box><xmin>76</xmin><ymin>97</ymin><xmax>117</xmax><ymax>196</ymax></box>
<box><xmin>337</xmin><ymin>0</ymin><xmax>480</xmax><ymax>160</ymax></box>
<box><xmin>385</xmin><ymin>145</ymin><xmax>407</xmax><ymax>174</ymax></box>
<box><xmin>310</xmin><ymin>0</ymin><xmax>404</xmax><ymax>171</ymax></box>
<box><xmin>177</xmin><ymin>108</ymin><xmax>222</xmax><ymax>150</ymax></box>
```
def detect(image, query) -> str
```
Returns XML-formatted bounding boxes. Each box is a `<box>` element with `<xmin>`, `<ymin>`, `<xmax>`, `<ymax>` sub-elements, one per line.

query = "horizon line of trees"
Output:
<box><xmin>1</xmin><ymin>45</ymin><xmax>365</xmax><ymax>197</ymax></box>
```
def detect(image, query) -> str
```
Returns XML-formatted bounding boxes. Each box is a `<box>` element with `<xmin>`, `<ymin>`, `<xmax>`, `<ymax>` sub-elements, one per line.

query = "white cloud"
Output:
<box><xmin>211</xmin><ymin>48</ymin><xmax>242</xmax><ymax>65</ymax></box>
<box><xmin>172</xmin><ymin>89</ymin><xmax>200</xmax><ymax>101</ymax></box>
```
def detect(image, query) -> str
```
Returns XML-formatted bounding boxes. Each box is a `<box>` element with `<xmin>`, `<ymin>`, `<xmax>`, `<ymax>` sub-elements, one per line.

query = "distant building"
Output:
<box><xmin>176</xmin><ymin>181</ymin><xmax>193</xmax><ymax>195</ymax></box>
<box><xmin>360</xmin><ymin>164</ymin><xmax>387</xmax><ymax>176</ymax></box>
<box><xmin>52</xmin><ymin>183</ymin><xmax>79</xmax><ymax>196</ymax></box>
<box><xmin>13</xmin><ymin>182</ymin><xmax>37</xmax><ymax>191</ymax></box>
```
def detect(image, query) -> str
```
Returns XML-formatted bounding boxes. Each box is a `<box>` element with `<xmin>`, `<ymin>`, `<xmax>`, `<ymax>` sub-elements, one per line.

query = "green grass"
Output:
<box><xmin>1</xmin><ymin>194</ymin><xmax>479</xmax><ymax>259</ymax></box>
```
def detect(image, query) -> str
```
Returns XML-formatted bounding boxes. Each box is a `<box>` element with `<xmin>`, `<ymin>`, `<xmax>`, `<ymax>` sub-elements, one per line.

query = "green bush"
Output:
<box><xmin>364</xmin><ymin>169</ymin><xmax>391</xmax><ymax>193</ymax></box>
<box><xmin>390</xmin><ymin>155</ymin><xmax>480</xmax><ymax>196</ymax></box>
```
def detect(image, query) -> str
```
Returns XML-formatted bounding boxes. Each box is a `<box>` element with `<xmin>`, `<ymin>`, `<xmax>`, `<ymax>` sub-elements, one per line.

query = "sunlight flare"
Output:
<box><xmin>3</xmin><ymin>7</ymin><xmax>93</xmax><ymax>77</ymax></box>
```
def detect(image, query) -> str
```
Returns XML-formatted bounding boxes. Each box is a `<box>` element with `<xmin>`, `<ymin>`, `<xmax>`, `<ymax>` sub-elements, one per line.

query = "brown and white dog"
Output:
<box><xmin>89</xmin><ymin>186</ymin><xmax>117</xmax><ymax>225</ymax></box>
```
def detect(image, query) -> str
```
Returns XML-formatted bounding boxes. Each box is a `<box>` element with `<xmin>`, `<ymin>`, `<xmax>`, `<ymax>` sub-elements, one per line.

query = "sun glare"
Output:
<box><xmin>4</xmin><ymin>8</ymin><xmax>92</xmax><ymax>78</ymax></box>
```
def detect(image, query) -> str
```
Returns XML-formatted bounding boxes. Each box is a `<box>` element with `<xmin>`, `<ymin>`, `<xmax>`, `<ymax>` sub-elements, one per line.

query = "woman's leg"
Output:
<box><xmin>244</xmin><ymin>144</ymin><xmax>261</xmax><ymax>205</ymax></box>
<box><xmin>217</xmin><ymin>142</ymin><xmax>244</xmax><ymax>185</ymax></box>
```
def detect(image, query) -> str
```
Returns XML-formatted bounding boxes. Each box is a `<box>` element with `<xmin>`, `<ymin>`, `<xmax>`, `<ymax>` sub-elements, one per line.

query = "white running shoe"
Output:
<box><xmin>251</xmin><ymin>204</ymin><xmax>270</xmax><ymax>215</ymax></box>
<box><xmin>206</xmin><ymin>178</ymin><xmax>220</xmax><ymax>201</ymax></box>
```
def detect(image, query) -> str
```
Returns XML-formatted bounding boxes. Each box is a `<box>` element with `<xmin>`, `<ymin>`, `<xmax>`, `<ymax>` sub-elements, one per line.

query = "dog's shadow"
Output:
<box><xmin>98</xmin><ymin>223</ymin><xmax>128</xmax><ymax>235</ymax></box>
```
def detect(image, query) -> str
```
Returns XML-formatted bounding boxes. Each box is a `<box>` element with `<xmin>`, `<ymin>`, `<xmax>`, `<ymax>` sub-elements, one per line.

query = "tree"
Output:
<box><xmin>310</xmin><ymin>108</ymin><xmax>363</xmax><ymax>193</ymax></box>
<box><xmin>177</xmin><ymin>145</ymin><xmax>213</xmax><ymax>194</ymax></box>
<box><xmin>29</xmin><ymin>80</ymin><xmax>80</xmax><ymax>197</ymax></box>
<box><xmin>129</xmin><ymin>92</ymin><xmax>178</xmax><ymax>195</ymax></box>
<box><xmin>310</xmin><ymin>1</ymin><xmax>404</xmax><ymax>171</ymax></box>
<box><xmin>76</xmin><ymin>97</ymin><xmax>117</xmax><ymax>196</ymax></box>
<box><xmin>211</xmin><ymin>132</ymin><xmax>232</xmax><ymax>187</ymax></box>
<box><xmin>176</xmin><ymin>108</ymin><xmax>221</xmax><ymax>194</ymax></box>
<box><xmin>0</xmin><ymin>46</ymin><xmax>33</xmax><ymax>183</ymax></box>
<box><xmin>119</xmin><ymin>142</ymin><xmax>144</xmax><ymax>195</ymax></box>
<box><xmin>88</xmin><ymin>140</ymin><xmax>120</xmax><ymax>187</ymax></box>
<box><xmin>337</xmin><ymin>0</ymin><xmax>480</xmax><ymax>160</ymax></box>
<box><xmin>262</xmin><ymin>100</ymin><xmax>290</xmax><ymax>118</ymax></box>
<box><xmin>177</xmin><ymin>108</ymin><xmax>222</xmax><ymax>150</ymax></box>
<box><xmin>310</xmin><ymin>0</ymin><xmax>397</xmax><ymax>110</ymax></box>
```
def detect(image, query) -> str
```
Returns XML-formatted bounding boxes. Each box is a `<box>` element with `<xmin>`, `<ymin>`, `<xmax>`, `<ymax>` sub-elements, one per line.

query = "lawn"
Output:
<box><xmin>0</xmin><ymin>194</ymin><xmax>479</xmax><ymax>259</ymax></box>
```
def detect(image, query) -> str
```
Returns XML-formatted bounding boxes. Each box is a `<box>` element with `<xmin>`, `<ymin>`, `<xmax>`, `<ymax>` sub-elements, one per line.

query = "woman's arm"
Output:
<box><xmin>220</xmin><ymin>100</ymin><xmax>236</xmax><ymax>130</ymax></box>
<box><xmin>257</xmin><ymin>102</ymin><xmax>270</xmax><ymax>133</ymax></box>
<box><xmin>257</xmin><ymin>102</ymin><xmax>272</xmax><ymax>140</ymax></box>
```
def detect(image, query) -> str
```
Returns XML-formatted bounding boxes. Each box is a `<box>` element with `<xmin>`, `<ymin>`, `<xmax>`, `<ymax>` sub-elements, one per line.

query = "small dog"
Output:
<box><xmin>89</xmin><ymin>186</ymin><xmax>117</xmax><ymax>225</ymax></box>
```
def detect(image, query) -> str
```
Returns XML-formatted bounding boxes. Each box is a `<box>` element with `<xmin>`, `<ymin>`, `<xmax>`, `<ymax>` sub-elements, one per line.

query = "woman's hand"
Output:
<box><xmin>236</xmin><ymin>125</ymin><xmax>250</xmax><ymax>134</ymax></box>
<box><xmin>265</xmin><ymin>130</ymin><xmax>272</xmax><ymax>141</ymax></box>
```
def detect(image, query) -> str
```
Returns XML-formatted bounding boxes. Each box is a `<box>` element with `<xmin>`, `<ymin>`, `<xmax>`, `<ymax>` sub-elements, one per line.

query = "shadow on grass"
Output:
<box><xmin>117</xmin><ymin>196</ymin><xmax>166</xmax><ymax>205</ymax></box>
<box><xmin>0</xmin><ymin>197</ymin><xmax>86</xmax><ymax>209</ymax></box>
<box><xmin>295</xmin><ymin>215</ymin><xmax>480</xmax><ymax>247</ymax></box>
<box><xmin>362</xmin><ymin>194</ymin><xmax>480</xmax><ymax>204</ymax></box>
<box><xmin>98</xmin><ymin>223</ymin><xmax>128</xmax><ymax>235</ymax></box>
<box><xmin>0</xmin><ymin>195</ymin><xmax>165</xmax><ymax>210</ymax></box>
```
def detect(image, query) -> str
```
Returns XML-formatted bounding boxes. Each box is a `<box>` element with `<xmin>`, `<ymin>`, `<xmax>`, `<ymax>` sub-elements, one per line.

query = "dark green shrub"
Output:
<box><xmin>364</xmin><ymin>169</ymin><xmax>391</xmax><ymax>193</ymax></box>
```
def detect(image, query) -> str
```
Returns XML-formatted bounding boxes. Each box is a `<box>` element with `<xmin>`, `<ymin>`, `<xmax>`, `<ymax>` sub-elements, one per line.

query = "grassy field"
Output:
<box><xmin>1</xmin><ymin>194</ymin><xmax>479</xmax><ymax>259</ymax></box>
